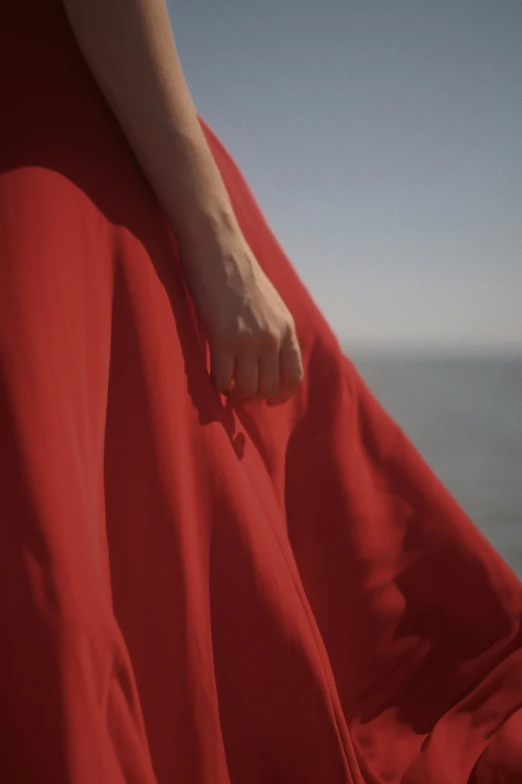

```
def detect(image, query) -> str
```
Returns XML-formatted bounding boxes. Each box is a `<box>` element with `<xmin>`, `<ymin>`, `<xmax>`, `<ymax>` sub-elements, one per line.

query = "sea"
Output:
<box><xmin>346</xmin><ymin>349</ymin><xmax>522</xmax><ymax>578</ymax></box>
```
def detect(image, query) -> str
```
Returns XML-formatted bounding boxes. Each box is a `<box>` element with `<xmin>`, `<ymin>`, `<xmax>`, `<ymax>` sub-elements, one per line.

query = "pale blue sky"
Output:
<box><xmin>167</xmin><ymin>0</ymin><xmax>521</xmax><ymax>352</ymax></box>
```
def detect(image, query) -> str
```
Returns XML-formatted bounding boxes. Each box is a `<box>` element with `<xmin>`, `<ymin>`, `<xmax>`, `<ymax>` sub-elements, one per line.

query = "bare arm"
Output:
<box><xmin>62</xmin><ymin>0</ymin><xmax>303</xmax><ymax>403</ymax></box>
<box><xmin>62</xmin><ymin>0</ymin><xmax>238</xmax><ymax>254</ymax></box>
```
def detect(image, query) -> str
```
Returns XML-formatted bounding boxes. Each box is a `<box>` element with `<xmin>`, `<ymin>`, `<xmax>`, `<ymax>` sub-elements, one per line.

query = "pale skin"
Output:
<box><xmin>62</xmin><ymin>0</ymin><xmax>304</xmax><ymax>403</ymax></box>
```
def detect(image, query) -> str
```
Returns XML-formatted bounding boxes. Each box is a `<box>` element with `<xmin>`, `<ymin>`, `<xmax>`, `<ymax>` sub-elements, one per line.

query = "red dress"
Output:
<box><xmin>1</xmin><ymin>2</ymin><xmax>521</xmax><ymax>782</ymax></box>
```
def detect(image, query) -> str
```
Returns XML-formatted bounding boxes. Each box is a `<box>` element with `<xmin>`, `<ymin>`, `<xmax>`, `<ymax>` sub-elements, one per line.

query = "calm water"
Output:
<box><xmin>347</xmin><ymin>350</ymin><xmax>522</xmax><ymax>577</ymax></box>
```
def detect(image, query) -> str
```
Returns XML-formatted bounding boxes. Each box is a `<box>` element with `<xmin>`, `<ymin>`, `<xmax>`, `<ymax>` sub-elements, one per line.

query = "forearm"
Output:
<box><xmin>62</xmin><ymin>0</ymin><xmax>239</xmax><ymax>252</ymax></box>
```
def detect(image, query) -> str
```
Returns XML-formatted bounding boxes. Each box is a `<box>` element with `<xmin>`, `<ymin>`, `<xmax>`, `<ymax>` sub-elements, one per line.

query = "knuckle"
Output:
<box><xmin>262</xmin><ymin>329</ymin><xmax>279</xmax><ymax>350</ymax></box>
<box><xmin>285</xmin><ymin>314</ymin><xmax>297</xmax><ymax>334</ymax></box>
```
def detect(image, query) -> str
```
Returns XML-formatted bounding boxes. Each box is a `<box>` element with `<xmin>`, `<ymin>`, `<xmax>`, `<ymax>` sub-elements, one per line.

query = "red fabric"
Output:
<box><xmin>1</xmin><ymin>3</ymin><xmax>521</xmax><ymax>782</ymax></box>
<box><xmin>470</xmin><ymin>709</ymin><xmax>522</xmax><ymax>783</ymax></box>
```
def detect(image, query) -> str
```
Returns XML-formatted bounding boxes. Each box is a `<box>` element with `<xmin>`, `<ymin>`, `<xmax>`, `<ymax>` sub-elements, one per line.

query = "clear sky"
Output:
<box><xmin>167</xmin><ymin>0</ymin><xmax>521</xmax><ymax>353</ymax></box>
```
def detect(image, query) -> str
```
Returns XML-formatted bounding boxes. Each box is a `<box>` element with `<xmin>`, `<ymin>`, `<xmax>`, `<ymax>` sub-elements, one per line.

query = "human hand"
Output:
<box><xmin>180</xmin><ymin>229</ymin><xmax>304</xmax><ymax>404</ymax></box>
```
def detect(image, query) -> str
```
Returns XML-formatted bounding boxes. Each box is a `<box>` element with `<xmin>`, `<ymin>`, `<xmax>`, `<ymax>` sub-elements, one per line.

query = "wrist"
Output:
<box><xmin>173</xmin><ymin>202</ymin><xmax>246</xmax><ymax>263</ymax></box>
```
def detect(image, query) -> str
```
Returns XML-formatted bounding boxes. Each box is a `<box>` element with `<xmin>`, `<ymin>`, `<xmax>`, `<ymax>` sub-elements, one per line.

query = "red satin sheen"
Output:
<box><xmin>1</xmin><ymin>2</ymin><xmax>521</xmax><ymax>782</ymax></box>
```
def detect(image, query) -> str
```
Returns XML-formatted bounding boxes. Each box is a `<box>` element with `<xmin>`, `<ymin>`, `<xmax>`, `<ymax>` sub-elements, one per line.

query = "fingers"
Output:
<box><xmin>234</xmin><ymin>354</ymin><xmax>259</xmax><ymax>399</ymax></box>
<box><xmin>210</xmin><ymin>330</ymin><xmax>304</xmax><ymax>404</ymax></box>
<box><xmin>276</xmin><ymin>333</ymin><xmax>304</xmax><ymax>403</ymax></box>
<box><xmin>258</xmin><ymin>351</ymin><xmax>280</xmax><ymax>399</ymax></box>
<box><xmin>210</xmin><ymin>344</ymin><xmax>235</xmax><ymax>394</ymax></box>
